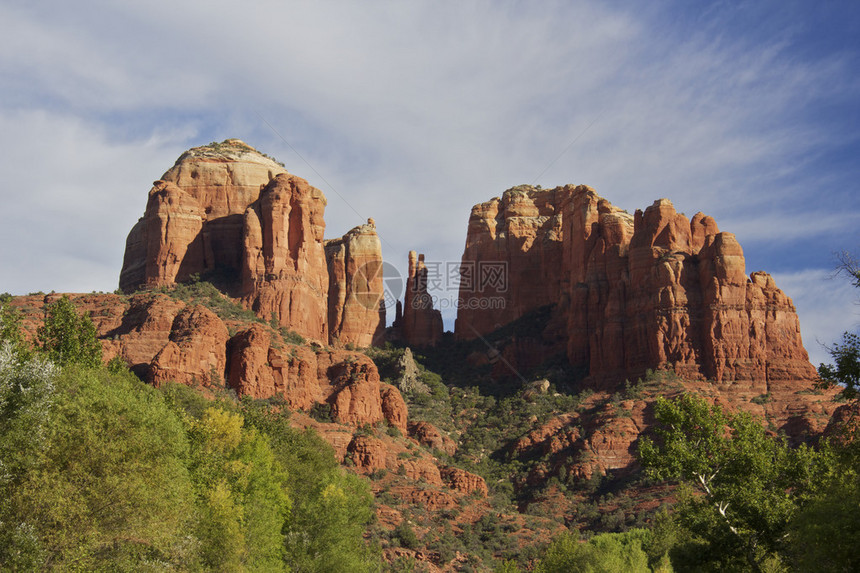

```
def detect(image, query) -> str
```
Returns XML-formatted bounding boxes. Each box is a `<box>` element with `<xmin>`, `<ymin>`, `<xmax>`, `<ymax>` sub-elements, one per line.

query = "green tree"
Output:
<box><xmin>818</xmin><ymin>332</ymin><xmax>860</xmax><ymax>399</ymax></box>
<box><xmin>638</xmin><ymin>394</ymin><xmax>831</xmax><ymax>572</ymax></box>
<box><xmin>239</xmin><ymin>399</ymin><xmax>379</xmax><ymax>572</ymax></box>
<box><xmin>37</xmin><ymin>295</ymin><xmax>102</xmax><ymax>367</ymax></box>
<box><xmin>187</xmin><ymin>406</ymin><xmax>291</xmax><ymax>572</ymax></box>
<box><xmin>534</xmin><ymin>530</ymin><xmax>655</xmax><ymax>573</ymax></box>
<box><xmin>0</xmin><ymin>363</ymin><xmax>196</xmax><ymax>570</ymax></box>
<box><xmin>818</xmin><ymin>250</ymin><xmax>860</xmax><ymax>398</ymax></box>
<box><xmin>0</xmin><ymin>298</ymin><xmax>28</xmax><ymax>360</ymax></box>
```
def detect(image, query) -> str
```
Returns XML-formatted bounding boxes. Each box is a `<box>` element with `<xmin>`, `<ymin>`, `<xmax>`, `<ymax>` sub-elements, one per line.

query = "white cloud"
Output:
<box><xmin>0</xmin><ymin>0</ymin><xmax>858</xmax><ymax>349</ymax></box>
<box><xmin>0</xmin><ymin>109</ymin><xmax>195</xmax><ymax>294</ymax></box>
<box><xmin>770</xmin><ymin>268</ymin><xmax>859</xmax><ymax>367</ymax></box>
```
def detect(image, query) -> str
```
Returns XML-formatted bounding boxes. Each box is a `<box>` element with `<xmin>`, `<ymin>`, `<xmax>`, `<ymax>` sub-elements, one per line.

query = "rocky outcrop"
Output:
<box><xmin>402</xmin><ymin>251</ymin><xmax>443</xmax><ymax>347</ymax></box>
<box><xmin>120</xmin><ymin>140</ymin><xmax>287</xmax><ymax>293</ymax></box>
<box><xmin>348</xmin><ymin>435</ymin><xmax>388</xmax><ymax>473</ymax></box>
<box><xmin>240</xmin><ymin>173</ymin><xmax>329</xmax><ymax>341</ymax></box>
<box><xmin>226</xmin><ymin>325</ymin><xmax>408</xmax><ymax>430</ymax></box>
<box><xmin>149</xmin><ymin>305</ymin><xmax>230</xmax><ymax>388</ymax></box>
<box><xmin>455</xmin><ymin>186</ymin><xmax>566</xmax><ymax>338</ymax></box>
<box><xmin>119</xmin><ymin>140</ymin><xmax>392</xmax><ymax>346</ymax></box>
<box><xmin>440</xmin><ymin>467</ymin><xmax>488</xmax><ymax>497</ymax></box>
<box><xmin>456</xmin><ymin>185</ymin><xmax>818</xmax><ymax>389</ymax></box>
<box><xmin>408</xmin><ymin>421</ymin><xmax>457</xmax><ymax>456</ymax></box>
<box><xmin>325</xmin><ymin>220</ymin><xmax>386</xmax><ymax>347</ymax></box>
<box><xmin>381</xmin><ymin>384</ymin><xmax>409</xmax><ymax>435</ymax></box>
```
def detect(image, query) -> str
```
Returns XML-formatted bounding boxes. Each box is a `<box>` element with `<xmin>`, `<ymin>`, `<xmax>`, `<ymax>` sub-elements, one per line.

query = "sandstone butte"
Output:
<box><xmin>455</xmin><ymin>184</ymin><xmax>817</xmax><ymax>392</ymax></box>
<box><xmin>119</xmin><ymin>139</ymin><xmax>385</xmax><ymax>347</ymax></box>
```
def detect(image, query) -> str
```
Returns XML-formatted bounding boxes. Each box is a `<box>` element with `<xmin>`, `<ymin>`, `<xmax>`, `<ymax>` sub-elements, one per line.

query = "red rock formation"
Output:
<box><xmin>226</xmin><ymin>328</ymin><xmax>408</xmax><ymax>430</ymax></box>
<box><xmin>149</xmin><ymin>305</ymin><xmax>229</xmax><ymax>388</ymax></box>
<box><xmin>440</xmin><ymin>467</ymin><xmax>488</xmax><ymax>497</ymax></box>
<box><xmin>402</xmin><ymin>251</ymin><xmax>443</xmax><ymax>347</ymax></box>
<box><xmin>381</xmin><ymin>383</ymin><xmax>409</xmax><ymax>435</ymax></box>
<box><xmin>408</xmin><ymin>421</ymin><xmax>457</xmax><ymax>456</ymax></box>
<box><xmin>240</xmin><ymin>173</ymin><xmax>329</xmax><ymax>341</ymax></box>
<box><xmin>348</xmin><ymin>435</ymin><xmax>388</xmax><ymax>473</ymax></box>
<box><xmin>455</xmin><ymin>186</ymin><xmax>566</xmax><ymax>338</ymax></box>
<box><xmin>325</xmin><ymin>220</ymin><xmax>386</xmax><ymax>347</ymax></box>
<box><xmin>120</xmin><ymin>140</ymin><xmax>392</xmax><ymax>346</ymax></box>
<box><xmin>456</xmin><ymin>185</ymin><xmax>818</xmax><ymax>389</ymax></box>
<box><xmin>399</xmin><ymin>459</ymin><xmax>444</xmax><ymax>486</ymax></box>
<box><xmin>120</xmin><ymin>140</ymin><xmax>286</xmax><ymax>293</ymax></box>
<box><xmin>120</xmin><ymin>180</ymin><xmax>206</xmax><ymax>290</ymax></box>
<box><xmin>225</xmin><ymin>323</ymin><xmax>275</xmax><ymax>398</ymax></box>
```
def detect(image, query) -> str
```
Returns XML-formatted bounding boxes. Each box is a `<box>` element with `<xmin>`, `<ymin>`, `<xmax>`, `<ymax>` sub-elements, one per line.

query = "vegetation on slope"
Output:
<box><xmin>0</xmin><ymin>296</ymin><xmax>377</xmax><ymax>572</ymax></box>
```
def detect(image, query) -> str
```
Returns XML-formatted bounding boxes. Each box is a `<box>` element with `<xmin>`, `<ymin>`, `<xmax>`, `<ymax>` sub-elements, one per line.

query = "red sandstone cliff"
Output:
<box><xmin>239</xmin><ymin>172</ymin><xmax>329</xmax><ymax>341</ymax></box>
<box><xmin>120</xmin><ymin>140</ymin><xmax>287</xmax><ymax>293</ymax></box>
<box><xmin>455</xmin><ymin>186</ymin><xmax>566</xmax><ymax>337</ymax></box>
<box><xmin>325</xmin><ymin>219</ymin><xmax>386</xmax><ymax>347</ymax></box>
<box><xmin>402</xmin><ymin>251</ymin><xmax>443</xmax><ymax>347</ymax></box>
<box><xmin>119</xmin><ymin>140</ymin><xmax>385</xmax><ymax>347</ymax></box>
<box><xmin>456</xmin><ymin>185</ymin><xmax>817</xmax><ymax>389</ymax></box>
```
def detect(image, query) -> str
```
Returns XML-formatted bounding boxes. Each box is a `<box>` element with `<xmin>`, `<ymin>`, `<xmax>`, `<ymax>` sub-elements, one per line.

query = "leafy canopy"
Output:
<box><xmin>37</xmin><ymin>295</ymin><xmax>102</xmax><ymax>367</ymax></box>
<box><xmin>638</xmin><ymin>394</ymin><xmax>832</xmax><ymax>572</ymax></box>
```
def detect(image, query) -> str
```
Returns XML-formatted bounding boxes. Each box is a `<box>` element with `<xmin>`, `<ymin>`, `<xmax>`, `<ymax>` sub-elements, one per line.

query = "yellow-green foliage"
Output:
<box><xmin>535</xmin><ymin>530</ymin><xmax>660</xmax><ymax>573</ymax></box>
<box><xmin>0</xmin><ymin>351</ymin><xmax>377</xmax><ymax>572</ymax></box>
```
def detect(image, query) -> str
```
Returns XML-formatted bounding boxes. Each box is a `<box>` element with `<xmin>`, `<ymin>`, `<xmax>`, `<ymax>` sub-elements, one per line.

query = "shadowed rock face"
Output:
<box><xmin>402</xmin><ymin>251</ymin><xmax>443</xmax><ymax>347</ymax></box>
<box><xmin>456</xmin><ymin>184</ymin><xmax>817</xmax><ymax>388</ymax></box>
<box><xmin>119</xmin><ymin>140</ymin><xmax>384</xmax><ymax>346</ymax></box>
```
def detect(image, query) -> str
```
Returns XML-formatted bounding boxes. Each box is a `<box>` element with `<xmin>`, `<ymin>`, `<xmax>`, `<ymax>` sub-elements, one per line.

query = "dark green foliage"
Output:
<box><xmin>309</xmin><ymin>401</ymin><xmax>334</xmax><ymax>422</ymax></box>
<box><xmin>0</xmin><ymin>300</ymin><xmax>28</xmax><ymax>359</ymax></box>
<box><xmin>785</xmin><ymin>475</ymin><xmax>860</xmax><ymax>571</ymax></box>
<box><xmin>818</xmin><ymin>331</ymin><xmax>860</xmax><ymax>399</ymax></box>
<box><xmin>639</xmin><ymin>394</ymin><xmax>833</xmax><ymax>571</ymax></box>
<box><xmin>37</xmin><ymin>295</ymin><xmax>102</xmax><ymax>367</ymax></box>
<box><xmin>281</xmin><ymin>327</ymin><xmax>307</xmax><ymax>345</ymax></box>
<box><xmin>393</xmin><ymin>521</ymin><xmax>419</xmax><ymax>549</ymax></box>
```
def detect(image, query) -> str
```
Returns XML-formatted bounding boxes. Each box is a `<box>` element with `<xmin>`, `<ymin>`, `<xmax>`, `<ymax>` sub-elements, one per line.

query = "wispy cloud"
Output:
<box><xmin>0</xmin><ymin>0</ymin><xmax>857</xmax><ymax>345</ymax></box>
<box><xmin>770</xmin><ymin>268</ymin><xmax>859</xmax><ymax>367</ymax></box>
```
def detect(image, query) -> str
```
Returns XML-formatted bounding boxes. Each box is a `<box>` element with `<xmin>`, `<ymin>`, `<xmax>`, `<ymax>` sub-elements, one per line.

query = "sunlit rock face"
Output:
<box><xmin>456</xmin><ymin>184</ymin><xmax>817</xmax><ymax>389</ymax></box>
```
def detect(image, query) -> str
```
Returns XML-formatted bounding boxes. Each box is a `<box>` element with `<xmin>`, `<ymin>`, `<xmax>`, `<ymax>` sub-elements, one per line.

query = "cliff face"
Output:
<box><xmin>239</xmin><ymin>172</ymin><xmax>329</xmax><ymax>341</ymax></box>
<box><xmin>119</xmin><ymin>140</ymin><xmax>384</xmax><ymax>346</ymax></box>
<box><xmin>455</xmin><ymin>186</ymin><xmax>566</xmax><ymax>337</ymax></box>
<box><xmin>402</xmin><ymin>251</ymin><xmax>443</xmax><ymax>347</ymax></box>
<box><xmin>325</xmin><ymin>220</ymin><xmax>386</xmax><ymax>347</ymax></box>
<box><xmin>120</xmin><ymin>140</ymin><xmax>287</xmax><ymax>293</ymax></box>
<box><xmin>456</xmin><ymin>185</ymin><xmax>817</xmax><ymax>388</ymax></box>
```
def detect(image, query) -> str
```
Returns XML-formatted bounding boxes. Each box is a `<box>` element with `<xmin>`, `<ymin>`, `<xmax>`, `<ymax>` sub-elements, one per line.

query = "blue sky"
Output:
<box><xmin>0</xmin><ymin>0</ymin><xmax>857</xmax><ymax>365</ymax></box>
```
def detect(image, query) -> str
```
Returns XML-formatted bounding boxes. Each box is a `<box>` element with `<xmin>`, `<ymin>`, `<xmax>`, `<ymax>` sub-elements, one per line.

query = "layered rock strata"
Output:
<box><xmin>456</xmin><ymin>185</ymin><xmax>817</xmax><ymax>388</ymax></box>
<box><xmin>239</xmin><ymin>172</ymin><xmax>329</xmax><ymax>341</ymax></box>
<box><xmin>120</xmin><ymin>139</ymin><xmax>287</xmax><ymax>293</ymax></box>
<box><xmin>119</xmin><ymin>140</ymin><xmax>385</xmax><ymax>346</ymax></box>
